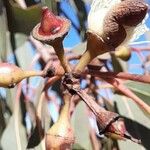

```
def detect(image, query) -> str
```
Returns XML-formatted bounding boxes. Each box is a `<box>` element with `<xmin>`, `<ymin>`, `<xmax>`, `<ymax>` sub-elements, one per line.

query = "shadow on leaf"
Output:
<box><xmin>123</xmin><ymin>117</ymin><xmax>150</xmax><ymax>150</ymax></box>
<box><xmin>27</xmin><ymin>117</ymin><xmax>44</xmax><ymax>149</ymax></box>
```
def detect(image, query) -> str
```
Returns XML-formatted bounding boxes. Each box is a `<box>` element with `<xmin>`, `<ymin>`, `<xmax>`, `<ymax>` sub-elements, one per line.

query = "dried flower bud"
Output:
<box><xmin>74</xmin><ymin>89</ymin><xmax>140</xmax><ymax>144</ymax></box>
<box><xmin>104</xmin><ymin>119</ymin><xmax>141</xmax><ymax>144</ymax></box>
<box><xmin>96</xmin><ymin>109</ymin><xmax>120</xmax><ymax>134</ymax></box>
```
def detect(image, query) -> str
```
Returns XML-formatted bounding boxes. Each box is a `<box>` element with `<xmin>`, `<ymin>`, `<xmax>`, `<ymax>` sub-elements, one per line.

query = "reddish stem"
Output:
<box><xmin>44</xmin><ymin>76</ymin><xmax>61</xmax><ymax>112</ymax></box>
<box><xmin>132</xmin><ymin>47</ymin><xmax>145</xmax><ymax>63</ymax></box>
<box><xmin>131</xmin><ymin>46</ymin><xmax>150</xmax><ymax>51</ymax></box>
<box><xmin>103</xmin><ymin>78</ymin><xmax>150</xmax><ymax>114</ymax></box>
<box><xmin>67</xmin><ymin>54</ymin><xmax>82</xmax><ymax>61</ymax></box>
<box><xmin>86</xmin><ymin>70</ymin><xmax>150</xmax><ymax>84</ymax></box>
<box><xmin>14</xmin><ymin>83</ymin><xmax>22</xmax><ymax>150</ymax></box>
<box><xmin>44</xmin><ymin>76</ymin><xmax>61</xmax><ymax>92</ymax></box>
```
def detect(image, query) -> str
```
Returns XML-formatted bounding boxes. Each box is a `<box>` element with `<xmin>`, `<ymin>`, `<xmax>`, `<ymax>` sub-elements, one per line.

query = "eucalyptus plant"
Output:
<box><xmin>0</xmin><ymin>0</ymin><xmax>150</xmax><ymax>150</ymax></box>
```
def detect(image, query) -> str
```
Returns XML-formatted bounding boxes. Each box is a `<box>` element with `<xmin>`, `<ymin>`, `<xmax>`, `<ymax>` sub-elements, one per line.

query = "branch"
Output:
<box><xmin>103</xmin><ymin>78</ymin><xmax>150</xmax><ymax>115</ymax></box>
<box><xmin>85</xmin><ymin>70</ymin><xmax>150</xmax><ymax>84</ymax></box>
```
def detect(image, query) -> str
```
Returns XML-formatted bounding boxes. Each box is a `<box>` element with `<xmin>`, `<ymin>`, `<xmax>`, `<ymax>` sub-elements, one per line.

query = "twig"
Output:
<box><xmin>14</xmin><ymin>83</ymin><xmax>22</xmax><ymax>150</ymax></box>
<box><xmin>36</xmin><ymin>92</ymin><xmax>46</xmax><ymax>149</ymax></box>
<box><xmin>29</xmin><ymin>36</ymin><xmax>53</xmax><ymax>63</ymax></box>
<box><xmin>103</xmin><ymin>78</ymin><xmax>150</xmax><ymax>115</ymax></box>
<box><xmin>132</xmin><ymin>47</ymin><xmax>145</xmax><ymax>63</ymax></box>
<box><xmin>131</xmin><ymin>46</ymin><xmax>150</xmax><ymax>51</ymax></box>
<box><xmin>44</xmin><ymin>76</ymin><xmax>61</xmax><ymax>112</ymax></box>
<box><xmin>85</xmin><ymin>70</ymin><xmax>150</xmax><ymax>84</ymax></box>
<box><xmin>67</xmin><ymin>54</ymin><xmax>81</xmax><ymax>61</ymax></box>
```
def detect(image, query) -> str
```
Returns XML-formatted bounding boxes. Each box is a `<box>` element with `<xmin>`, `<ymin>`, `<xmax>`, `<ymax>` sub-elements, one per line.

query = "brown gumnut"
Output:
<box><xmin>32</xmin><ymin>6</ymin><xmax>70</xmax><ymax>44</ymax></box>
<box><xmin>105</xmin><ymin>119</ymin><xmax>141</xmax><ymax>144</ymax></box>
<box><xmin>116</xmin><ymin>0</ymin><xmax>148</xmax><ymax>26</ymax></box>
<box><xmin>39</xmin><ymin>7</ymin><xmax>63</xmax><ymax>35</ymax></box>
<box><xmin>102</xmin><ymin>0</ymin><xmax>148</xmax><ymax>48</ymax></box>
<box><xmin>32</xmin><ymin>7</ymin><xmax>71</xmax><ymax>73</ymax></box>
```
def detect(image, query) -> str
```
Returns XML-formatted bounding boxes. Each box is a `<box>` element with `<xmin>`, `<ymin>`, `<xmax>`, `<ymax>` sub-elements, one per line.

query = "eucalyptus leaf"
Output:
<box><xmin>0</xmin><ymin>0</ymin><xmax>7</xmax><ymax>61</ymax></box>
<box><xmin>1</xmin><ymin>116</ymin><xmax>27</xmax><ymax>150</ymax></box>
<box><xmin>15</xmin><ymin>40</ymin><xmax>33</xmax><ymax>70</ymax></box>
<box><xmin>6</xmin><ymin>0</ymin><xmax>41</xmax><ymax>34</ymax></box>
<box><xmin>111</xmin><ymin>53</ymin><xmax>128</xmax><ymax>72</ymax></box>
<box><xmin>125</xmin><ymin>81</ymin><xmax>150</xmax><ymax>106</ymax></box>
<box><xmin>71</xmin><ymin>101</ymin><xmax>92</xmax><ymax>150</ymax></box>
<box><xmin>14</xmin><ymin>33</ymin><xmax>27</xmax><ymax>49</ymax></box>
<box><xmin>72</xmin><ymin>143</ymin><xmax>85</xmax><ymax>150</ymax></box>
<box><xmin>27</xmin><ymin>118</ymin><xmax>44</xmax><ymax>149</ymax></box>
<box><xmin>6</xmin><ymin>87</ymin><xmax>17</xmax><ymax>112</ymax></box>
<box><xmin>27</xmin><ymin>93</ymin><xmax>51</xmax><ymax>149</ymax></box>
<box><xmin>72</xmin><ymin>0</ymin><xmax>87</xmax><ymax>40</ymax></box>
<box><xmin>114</xmin><ymin>94</ymin><xmax>150</xmax><ymax>150</ymax></box>
<box><xmin>125</xmin><ymin>81</ymin><xmax>150</xmax><ymax>119</ymax></box>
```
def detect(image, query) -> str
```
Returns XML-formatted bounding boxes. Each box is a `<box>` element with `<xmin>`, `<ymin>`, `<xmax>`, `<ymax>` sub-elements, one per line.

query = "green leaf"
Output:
<box><xmin>71</xmin><ymin>0</ymin><xmax>87</xmax><ymax>40</ymax></box>
<box><xmin>71</xmin><ymin>101</ymin><xmax>92</xmax><ymax>150</ymax></box>
<box><xmin>111</xmin><ymin>53</ymin><xmax>128</xmax><ymax>72</ymax></box>
<box><xmin>14</xmin><ymin>33</ymin><xmax>27</xmax><ymax>49</ymax></box>
<box><xmin>6</xmin><ymin>0</ymin><xmax>41</xmax><ymax>34</ymax></box>
<box><xmin>114</xmin><ymin>94</ymin><xmax>150</xmax><ymax>150</ymax></box>
<box><xmin>125</xmin><ymin>81</ymin><xmax>150</xmax><ymax>119</ymax></box>
<box><xmin>125</xmin><ymin>81</ymin><xmax>150</xmax><ymax>106</ymax></box>
<box><xmin>27</xmin><ymin>119</ymin><xmax>44</xmax><ymax>149</ymax></box>
<box><xmin>72</xmin><ymin>143</ymin><xmax>85</xmax><ymax>150</ymax></box>
<box><xmin>41</xmin><ymin>0</ymin><xmax>57</xmax><ymax>13</ymax></box>
<box><xmin>1</xmin><ymin>116</ymin><xmax>27</xmax><ymax>150</ymax></box>
<box><xmin>6</xmin><ymin>87</ymin><xmax>17</xmax><ymax>112</ymax></box>
<box><xmin>15</xmin><ymin>40</ymin><xmax>33</xmax><ymax>70</ymax></box>
<box><xmin>0</xmin><ymin>1</ymin><xmax>7</xmax><ymax>61</ymax></box>
<box><xmin>102</xmin><ymin>97</ymin><xmax>115</xmax><ymax>112</ymax></box>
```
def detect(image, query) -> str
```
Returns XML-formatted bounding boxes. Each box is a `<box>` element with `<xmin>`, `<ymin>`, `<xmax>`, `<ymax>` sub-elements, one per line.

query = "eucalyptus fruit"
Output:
<box><xmin>76</xmin><ymin>90</ymin><xmax>140</xmax><ymax>144</ymax></box>
<box><xmin>0</xmin><ymin>63</ymin><xmax>45</xmax><ymax>88</ymax></box>
<box><xmin>32</xmin><ymin>7</ymin><xmax>71</xmax><ymax>73</ymax></box>
<box><xmin>74</xmin><ymin>0</ymin><xmax>148</xmax><ymax>73</ymax></box>
<box><xmin>114</xmin><ymin>46</ymin><xmax>131</xmax><ymax>61</ymax></box>
<box><xmin>105</xmin><ymin>119</ymin><xmax>141</xmax><ymax>144</ymax></box>
<box><xmin>45</xmin><ymin>93</ymin><xmax>74</xmax><ymax>149</ymax></box>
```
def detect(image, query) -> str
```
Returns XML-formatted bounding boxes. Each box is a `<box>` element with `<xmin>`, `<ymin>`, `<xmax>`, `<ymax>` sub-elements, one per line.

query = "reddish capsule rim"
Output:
<box><xmin>32</xmin><ymin>17</ymin><xmax>71</xmax><ymax>42</ymax></box>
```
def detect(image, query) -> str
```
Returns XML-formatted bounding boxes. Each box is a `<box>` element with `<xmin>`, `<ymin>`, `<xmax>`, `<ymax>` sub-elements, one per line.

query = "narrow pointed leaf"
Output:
<box><xmin>1</xmin><ymin>116</ymin><xmax>27</xmax><ymax>150</ymax></box>
<box><xmin>0</xmin><ymin>1</ymin><xmax>7</xmax><ymax>61</ymax></box>
<box><xmin>125</xmin><ymin>81</ymin><xmax>150</xmax><ymax>106</ymax></box>
<box><xmin>71</xmin><ymin>101</ymin><xmax>92</xmax><ymax>150</ymax></box>
<box><xmin>114</xmin><ymin>94</ymin><xmax>150</xmax><ymax>149</ymax></box>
